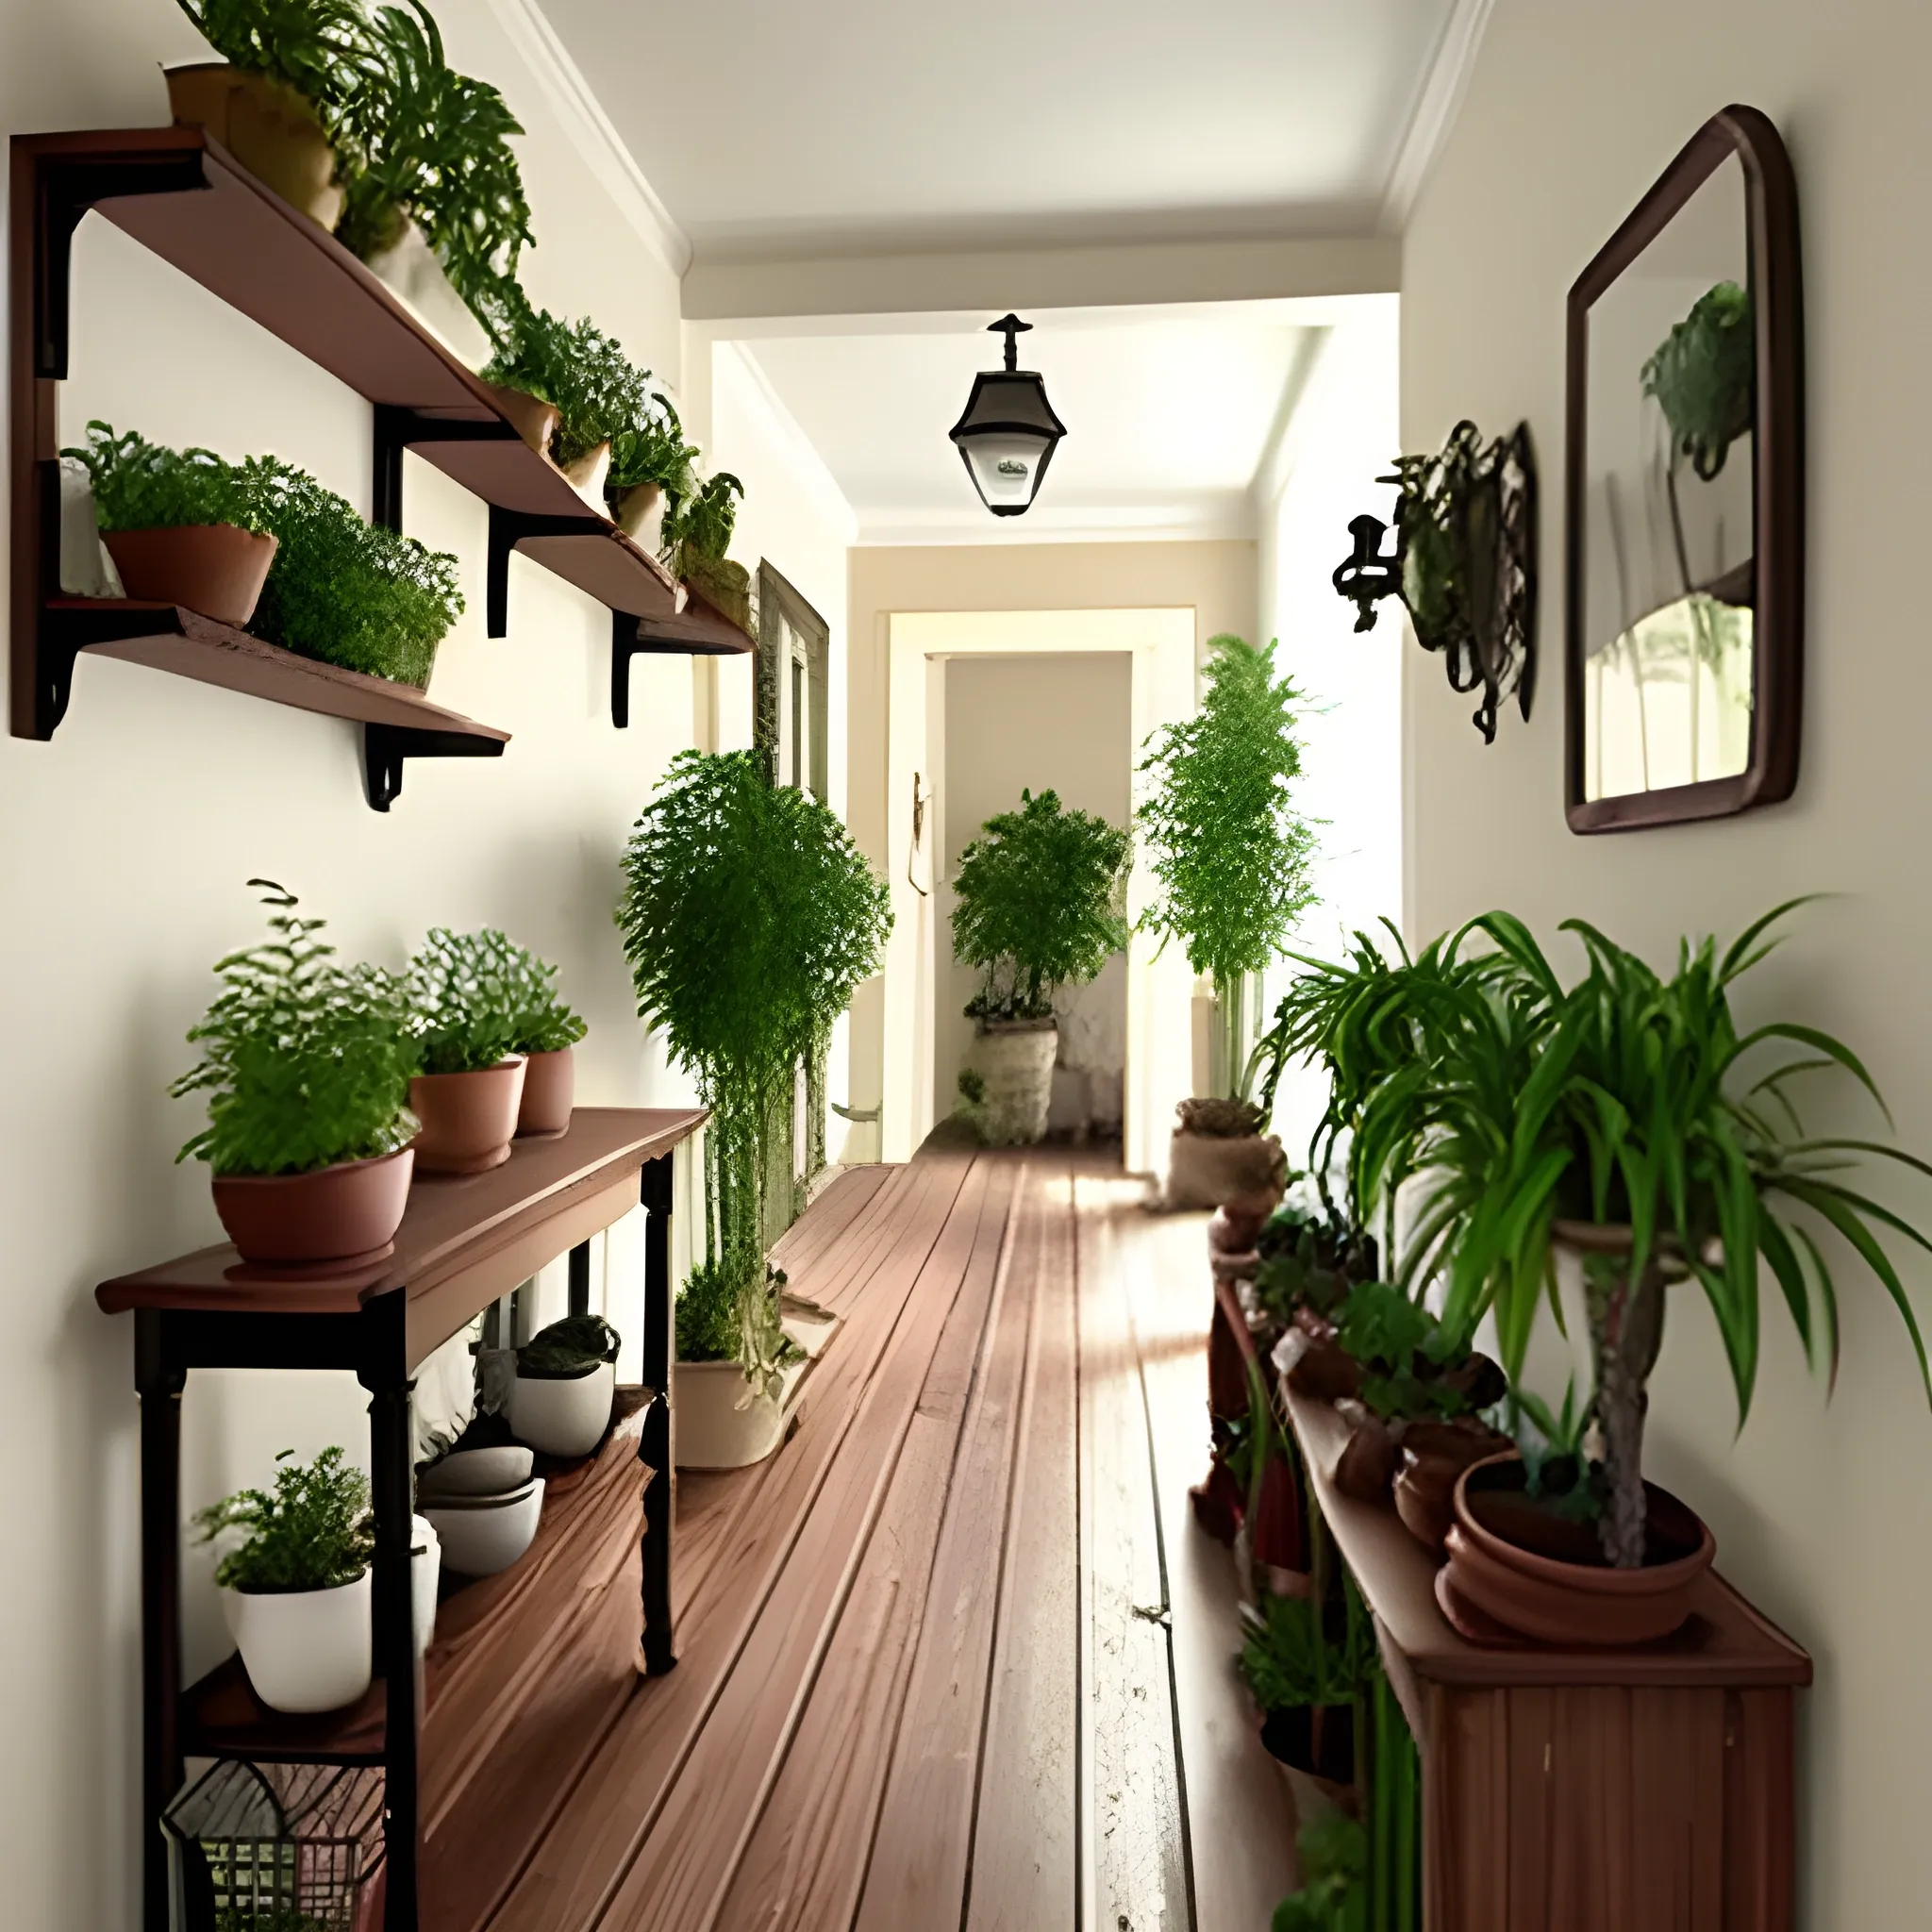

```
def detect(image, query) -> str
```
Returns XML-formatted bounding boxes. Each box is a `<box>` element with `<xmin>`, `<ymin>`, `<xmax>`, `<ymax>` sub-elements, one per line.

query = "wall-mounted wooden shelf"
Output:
<box><xmin>610</xmin><ymin>589</ymin><xmax>756</xmax><ymax>726</ymax></box>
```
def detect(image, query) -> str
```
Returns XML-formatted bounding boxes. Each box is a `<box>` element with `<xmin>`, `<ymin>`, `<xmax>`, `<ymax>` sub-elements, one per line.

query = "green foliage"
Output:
<box><xmin>193</xmin><ymin>1446</ymin><xmax>373</xmax><ymax>1593</ymax></box>
<box><xmin>175</xmin><ymin>0</ymin><xmax>370</xmax><ymax>120</ymax></box>
<box><xmin>65</xmin><ymin>424</ymin><xmax>462</xmax><ymax>686</ymax></box>
<box><xmin>64</xmin><ymin>422</ymin><xmax>268</xmax><ymax>535</ymax></box>
<box><xmin>1252</xmin><ymin>1200</ymin><xmax>1374</xmax><ymax>1324</ymax></box>
<box><xmin>1508</xmin><ymin>1380</ymin><xmax>1605</xmax><ymax>1524</ymax></box>
<box><xmin>483</xmin><ymin>297</ymin><xmax>655</xmax><ymax>470</ymax></box>
<box><xmin>517</xmin><ymin>1313</ymin><xmax>620</xmax><ymax>1380</ymax></box>
<box><xmin>172</xmin><ymin>880</ymin><xmax>417</xmax><ymax>1176</ymax></box>
<box><xmin>951</xmin><ymin>789</ymin><xmax>1130</xmax><ymax>1021</ymax></box>
<box><xmin>675</xmin><ymin>1261</ymin><xmax>797</xmax><ymax>1397</ymax></box>
<box><xmin>1273</xmin><ymin>1816</ymin><xmax>1368</xmax><ymax>1932</ymax></box>
<box><xmin>1137</xmin><ymin>635</ymin><xmax>1317</xmax><ymax>994</ymax></box>
<box><xmin>1240</xmin><ymin>1591</ymin><xmax>1377</xmax><ymax>1714</ymax></box>
<box><xmin>1333</xmin><ymin>1280</ymin><xmax>1474</xmax><ymax>1423</ymax></box>
<box><xmin>408</xmin><ymin>927</ymin><xmax>525</xmax><ymax>1075</ymax></box>
<box><xmin>331</xmin><ymin>1</ymin><xmax>532</xmax><ymax>306</ymax></box>
<box><xmin>493</xmin><ymin>938</ymin><xmax>587</xmax><ymax>1055</ymax></box>
<box><xmin>1642</xmin><ymin>280</ymin><xmax>1755</xmax><ymax>481</ymax></box>
<box><xmin>214</xmin><ymin>1911</ymin><xmax>330</xmax><ymax>1932</ymax></box>
<box><xmin>609</xmin><ymin>388</ymin><xmax>700</xmax><ymax>501</ymax></box>
<box><xmin>663</xmin><ymin>472</ymin><xmax>744</xmax><ymax>563</ymax></box>
<box><xmin>247</xmin><ymin>457</ymin><xmax>461</xmax><ymax>686</ymax></box>
<box><xmin>620</xmin><ymin>752</ymin><xmax>891</xmax><ymax>1310</ymax></box>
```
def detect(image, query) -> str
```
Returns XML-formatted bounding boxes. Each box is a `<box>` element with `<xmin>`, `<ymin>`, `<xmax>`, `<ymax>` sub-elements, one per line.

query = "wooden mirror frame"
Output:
<box><xmin>1564</xmin><ymin>105</ymin><xmax>1804</xmax><ymax>833</ymax></box>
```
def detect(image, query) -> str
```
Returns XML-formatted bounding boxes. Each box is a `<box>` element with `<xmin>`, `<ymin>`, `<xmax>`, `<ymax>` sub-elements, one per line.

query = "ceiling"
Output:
<box><xmin>735</xmin><ymin>303</ymin><xmax>1343</xmax><ymax>544</ymax></box>
<box><xmin>538</xmin><ymin>0</ymin><xmax>1460</xmax><ymax>259</ymax></box>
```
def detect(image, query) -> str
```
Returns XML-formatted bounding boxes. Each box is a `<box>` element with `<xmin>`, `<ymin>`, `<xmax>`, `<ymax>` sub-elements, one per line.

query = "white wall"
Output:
<box><xmin>1405</xmin><ymin>5</ymin><xmax>1932</xmax><ymax>1921</ymax></box>
<box><xmin>0</xmin><ymin>6</ymin><xmax>691</xmax><ymax>1921</ymax></box>
<box><xmin>939</xmin><ymin>650</ymin><xmax>1134</xmax><ymax>1131</ymax></box>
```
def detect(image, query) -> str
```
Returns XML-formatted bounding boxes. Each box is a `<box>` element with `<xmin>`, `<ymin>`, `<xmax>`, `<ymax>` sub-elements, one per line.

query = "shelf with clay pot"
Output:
<box><xmin>610</xmin><ymin>587</ymin><xmax>759</xmax><ymax>726</ymax></box>
<box><xmin>8</xmin><ymin>126</ymin><xmax>712</xmax><ymax>772</ymax></box>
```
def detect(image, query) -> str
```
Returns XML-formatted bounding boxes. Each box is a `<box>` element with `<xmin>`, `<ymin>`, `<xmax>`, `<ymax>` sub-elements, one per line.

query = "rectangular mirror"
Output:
<box><xmin>1565</xmin><ymin>106</ymin><xmax>1803</xmax><ymax>832</ymax></box>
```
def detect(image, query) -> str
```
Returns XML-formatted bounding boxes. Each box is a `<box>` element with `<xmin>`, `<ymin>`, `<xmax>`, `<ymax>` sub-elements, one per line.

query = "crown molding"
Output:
<box><xmin>486</xmin><ymin>0</ymin><xmax>692</xmax><ymax>276</ymax></box>
<box><xmin>1380</xmin><ymin>0</ymin><xmax>1495</xmax><ymax>234</ymax></box>
<box><xmin>713</xmin><ymin>340</ymin><xmax>860</xmax><ymax>544</ymax></box>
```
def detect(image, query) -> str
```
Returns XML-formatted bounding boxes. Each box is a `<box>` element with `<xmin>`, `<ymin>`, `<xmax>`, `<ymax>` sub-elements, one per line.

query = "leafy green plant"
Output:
<box><xmin>1252</xmin><ymin>1199</ymin><xmax>1375</xmax><ymax>1325</ymax></box>
<box><xmin>193</xmin><ymin>1446</ymin><xmax>373</xmax><ymax>1593</ymax></box>
<box><xmin>1240</xmin><ymin>1591</ymin><xmax>1376</xmax><ymax>1714</ymax></box>
<box><xmin>494</xmin><ymin>939</ymin><xmax>587</xmax><ymax>1056</ymax></box>
<box><xmin>483</xmin><ymin>299</ymin><xmax>654</xmax><ymax>469</ymax></box>
<box><xmin>175</xmin><ymin>0</ymin><xmax>371</xmax><ymax>125</ymax></box>
<box><xmin>1333</xmin><ymin>1280</ymin><xmax>1477</xmax><ymax>1423</ymax></box>
<box><xmin>1273</xmin><ymin>1816</ymin><xmax>1367</xmax><ymax>1932</ymax></box>
<box><xmin>408</xmin><ymin>927</ymin><xmax>525</xmax><ymax>1074</ymax></box>
<box><xmin>663</xmin><ymin>472</ymin><xmax>745</xmax><ymax>563</ymax></box>
<box><xmin>173</xmin><ymin>880</ymin><xmax>417</xmax><ymax>1176</ymax></box>
<box><xmin>951</xmin><ymin>788</ymin><xmax>1129</xmax><ymax>1023</ymax></box>
<box><xmin>620</xmin><ymin>752</ymin><xmax>891</xmax><ymax>1324</ymax></box>
<box><xmin>1642</xmin><ymin>280</ymin><xmax>1755</xmax><ymax>481</ymax></box>
<box><xmin>1325</xmin><ymin>899</ymin><xmax>1932</xmax><ymax>1567</ymax></box>
<box><xmin>518</xmin><ymin>1313</ymin><xmax>620</xmax><ymax>1381</ymax></box>
<box><xmin>1507</xmin><ymin>1380</ymin><xmax>1604</xmax><ymax>1524</ymax></box>
<box><xmin>331</xmin><ymin>0</ymin><xmax>532</xmax><ymax>306</ymax></box>
<box><xmin>1138</xmin><ymin>635</ymin><xmax>1316</xmax><ymax>1094</ymax></box>
<box><xmin>214</xmin><ymin>1911</ymin><xmax>331</xmax><ymax>1932</ymax></box>
<box><xmin>64</xmin><ymin>423</ymin><xmax>268</xmax><ymax>535</ymax></box>
<box><xmin>610</xmin><ymin>389</ymin><xmax>699</xmax><ymax>502</ymax></box>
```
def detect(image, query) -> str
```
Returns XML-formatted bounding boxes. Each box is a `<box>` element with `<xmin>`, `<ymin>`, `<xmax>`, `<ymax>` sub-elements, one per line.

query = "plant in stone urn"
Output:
<box><xmin>1349</xmin><ymin>901</ymin><xmax>1932</xmax><ymax>1641</ymax></box>
<box><xmin>950</xmin><ymin>788</ymin><xmax>1130</xmax><ymax>1147</ymax></box>
<box><xmin>1138</xmin><ymin>634</ymin><xmax>1314</xmax><ymax>1209</ymax></box>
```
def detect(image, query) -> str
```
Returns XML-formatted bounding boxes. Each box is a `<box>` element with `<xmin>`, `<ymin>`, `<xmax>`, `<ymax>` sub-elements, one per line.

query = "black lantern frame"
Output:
<box><xmin>949</xmin><ymin>314</ymin><xmax>1068</xmax><ymax>517</ymax></box>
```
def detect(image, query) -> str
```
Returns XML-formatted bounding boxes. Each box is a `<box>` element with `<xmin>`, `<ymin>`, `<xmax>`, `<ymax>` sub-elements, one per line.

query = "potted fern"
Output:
<box><xmin>407</xmin><ymin>928</ymin><xmax>527</xmax><ymax>1174</ymax></box>
<box><xmin>1137</xmin><ymin>635</ymin><xmax>1315</xmax><ymax>1212</ymax></box>
<box><xmin>1322</xmin><ymin>901</ymin><xmax>1932</xmax><ymax>1642</ymax></box>
<box><xmin>498</xmin><ymin>940</ymin><xmax>588</xmax><ymax>1138</ymax></box>
<box><xmin>173</xmin><ymin>880</ymin><xmax>418</xmax><ymax>1269</ymax></box>
<box><xmin>619</xmin><ymin>751</ymin><xmax>891</xmax><ymax>1466</ymax></box>
<box><xmin>950</xmin><ymin>788</ymin><xmax>1129</xmax><ymax>1147</ymax></box>
<box><xmin>194</xmin><ymin>1446</ymin><xmax>375</xmax><ymax>1713</ymax></box>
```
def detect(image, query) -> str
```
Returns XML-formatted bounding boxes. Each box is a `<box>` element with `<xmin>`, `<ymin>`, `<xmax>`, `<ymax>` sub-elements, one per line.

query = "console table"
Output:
<box><xmin>96</xmin><ymin>1105</ymin><xmax>705</xmax><ymax>1932</ymax></box>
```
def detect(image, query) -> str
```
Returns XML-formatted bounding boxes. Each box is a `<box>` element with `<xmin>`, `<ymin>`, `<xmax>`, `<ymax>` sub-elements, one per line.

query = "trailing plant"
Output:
<box><xmin>408</xmin><ymin>927</ymin><xmax>525</xmax><ymax>1074</ymax></box>
<box><xmin>64</xmin><ymin>423</ymin><xmax>268</xmax><ymax>536</ymax></box>
<box><xmin>1137</xmin><ymin>634</ymin><xmax>1316</xmax><ymax>1095</ymax></box>
<box><xmin>173</xmin><ymin>880</ymin><xmax>417</xmax><ymax>1177</ymax></box>
<box><xmin>174</xmin><ymin>0</ymin><xmax>371</xmax><ymax>126</ymax></box>
<box><xmin>246</xmin><ymin>457</ymin><xmax>461</xmax><ymax>685</ymax></box>
<box><xmin>952</xmin><ymin>788</ymin><xmax>1130</xmax><ymax>1023</ymax></box>
<box><xmin>331</xmin><ymin>0</ymin><xmax>532</xmax><ymax>307</ymax></box>
<box><xmin>1339</xmin><ymin>899</ymin><xmax>1932</xmax><ymax>1567</ymax></box>
<box><xmin>1642</xmin><ymin>279</ymin><xmax>1755</xmax><ymax>481</ymax></box>
<box><xmin>497</xmin><ymin>939</ymin><xmax>587</xmax><ymax>1056</ymax></box>
<box><xmin>1273</xmin><ymin>1816</ymin><xmax>1367</xmax><ymax>1932</ymax></box>
<box><xmin>517</xmin><ymin>1312</ymin><xmax>620</xmax><ymax>1381</ymax></box>
<box><xmin>620</xmin><ymin>752</ymin><xmax>891</xmax><ymax>1326</ymax></box>
<box><xmin>193</xmin><ymin>1446</ymin><xmax>373</xmax><ymax>1593</ymax></box>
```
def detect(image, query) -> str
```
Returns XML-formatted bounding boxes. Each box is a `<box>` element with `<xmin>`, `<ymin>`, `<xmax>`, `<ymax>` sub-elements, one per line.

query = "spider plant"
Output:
<box><xmin>1341</xmin><ymin>900</ymin><xmax>1932</xmax><ymax>1567</ymax></box>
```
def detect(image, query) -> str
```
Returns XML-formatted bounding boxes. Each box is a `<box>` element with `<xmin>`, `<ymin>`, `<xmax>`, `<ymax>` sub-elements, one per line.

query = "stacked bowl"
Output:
<box><xmin>417</xmin><ymin>1445</ymin><xmax>544</xmax><ymax>1577</ymax></box>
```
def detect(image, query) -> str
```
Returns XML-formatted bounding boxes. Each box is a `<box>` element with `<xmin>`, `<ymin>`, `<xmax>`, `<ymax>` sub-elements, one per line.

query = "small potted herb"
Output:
<box><xmin>173</xmin><ymin>880</ymin><xmax>418</xmax><ymax>1268</ymax></box>
<box><xmin>671</xmin><ymin>1261</ymin><xmax>802</xmax><ymax>1470</ymax></box>
<box><xmin>508</xmin><ymin>1313</ymin><xmax>621</xmax><ymax>1459</ymax></box>
<box><xmin>1239</xmin><ymin>1584</ymin><xmax>1375</xmax><ymax>1785</ymax></box>
<box><xmin>950</xmin><ymin>788</ymin><xmax>1130</xmax><ymax>1146</ymax></box>
<box><xmin>663</xmin><ymin>470</ymin><xmax>750</xmax><ymax>629</ymax></box>
<box><xmin>64</xmin><ymin>424</ymin><xmax>278</xmax><ymax>626</ymax></box>
<box><xmin>1137</xmin><ymin>634</ymin><xmax>1314</xmax><ymax>1210</ymax></box>
<box><xmin>408</xmin><ymin>927</ymin><xmax>527</xmax><ymax>1174</ymax></box>
<box><xmin>193</xmin><ymin>1446</ymin><xmax>375</xmax><ymax>1714</ymax></box>
<box><xmin>501</xmin><ymin>940</ymin><xmax>588</xmax><ymax>1138</ymax></box>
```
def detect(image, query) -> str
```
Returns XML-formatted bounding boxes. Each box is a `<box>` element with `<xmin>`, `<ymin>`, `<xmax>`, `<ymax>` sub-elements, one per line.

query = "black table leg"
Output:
<box><xmin>639</xmin><ymin>1155</ymin><xmax>676</xmax><ymax>1675</ymax></box>
<box><xmin>567</xmin><ymin>1239</ymin><xmax>591</xmax><ymax>1319</ymax></box>
<box><xmin>360</xmin><ymin>1302</ymin><xmax>419</xmax><ymax>1931</ymax></box>
<box><xmin>137</xmin><ymin>1311</ymin><xmax>184</xmax><ymax>1932</ymax></box>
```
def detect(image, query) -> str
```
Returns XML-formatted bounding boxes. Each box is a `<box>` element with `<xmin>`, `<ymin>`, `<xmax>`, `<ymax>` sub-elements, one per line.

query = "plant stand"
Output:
<box><xmin>95</xmin><ymin>1107</ymin><xmax>703</xmax><ymax>1932</ymax></box>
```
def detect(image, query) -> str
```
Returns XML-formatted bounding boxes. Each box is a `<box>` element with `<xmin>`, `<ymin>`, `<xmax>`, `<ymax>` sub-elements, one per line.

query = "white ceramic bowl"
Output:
<box><xmin>416</xmin><ymin>1445</ymin><xmax>535</xmax><ymax>1501</ymax></box>
<box><xmin>421</xmin><ymin>1477</ymin><xmax>545</xmax><ymax>1577</ymax></box>
<box><xmin>223</xmin><ymin>1571</ymin><xmax>372</xmax><ymax>1714</ymax></box>
<box><xmin>509</xmin><ymin>1359</ymin><xmax>616</xmax><ymax>1459</ymax></box>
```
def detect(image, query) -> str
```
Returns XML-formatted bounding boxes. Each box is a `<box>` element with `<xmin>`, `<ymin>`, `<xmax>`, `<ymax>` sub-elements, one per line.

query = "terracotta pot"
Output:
<box><xmin>482</xmin><ymin>382</ymin><xmax>561</xmax><ymax>459</ymax></box>
<box><xmin>1281</xmin><ymin>1308</ymin><xmax>1363</xmax><ymax>1403</ymax></box>
<box><xmin>1164</xmin><ymin>1124</ymin><xmax>1289</xmax><ymax>1212</ymax></box>
<box><xmin>102</xmin><ymin>525</ymin><xmax>278</xmax><ymax>626</ymax></box>
<box><xmin>165</xmin><ymin>63</ymin><xmax>342</xmax><ymax>231</ymax></box>
<box><xmin>1442</xmin><ymin>1454</ymin><xmax>1716</xmax><ymax>1645</ymax></box>
<box><xmin>408</xmin><ymin>1058</ymin><xmax>527</xmax><ymax>1175</ymax></box>
<box><xmin>1190</xmin><ymin>1458</ymin><xmax>1243</xmax><ymax>1545</ymax></box>
<box><xmin>1392</xmin><ymin>1419</ymin><xmax>1514</xmax><ymax>1555</ymax></box>
<box><xmin>1332</xmin><ymin>1408</ymin><xmax>1400</xmax><ymax>1503</ymax></box>
<box><xmin>212</xmin><ymin>1147</ymin><xmax>414</xmax><ymax>1268</ymax></box>
<box><xmin>1259</xmin><ymin>1703</ymin><xmax>1356</xmax><ymax>1785</ymax></box>
<box><xmin>968</xmin><ymin>1019</ymin><xmax>1058</xmax><ymax>1146</ymax></box>
<box><xmin>516</xmin><ymin>1047</ymin><xmax>575</xmax><ymax>1137</ymax></box>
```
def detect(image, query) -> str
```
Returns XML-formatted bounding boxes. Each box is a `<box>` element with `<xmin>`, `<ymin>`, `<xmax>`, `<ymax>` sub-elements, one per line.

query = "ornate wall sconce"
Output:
<box><xmin>1331</xmin><ymin>420</ymin><xmax>1539</xmax><ymax>743</ymax></box>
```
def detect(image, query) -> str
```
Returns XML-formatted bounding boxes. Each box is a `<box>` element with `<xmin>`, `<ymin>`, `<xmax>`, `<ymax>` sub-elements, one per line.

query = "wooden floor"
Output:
<box><xmin>463</xmin><ymin>1147</ymin><xmax>1296</xmax><ymax>1932</ymax></box>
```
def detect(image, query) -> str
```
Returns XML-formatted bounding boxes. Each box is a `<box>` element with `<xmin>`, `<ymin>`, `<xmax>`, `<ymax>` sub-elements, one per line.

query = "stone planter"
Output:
<box><xmin>968</xmin><ymin>1018</ymin><xmax>1058</xmax><ymax>1146</ymax></box>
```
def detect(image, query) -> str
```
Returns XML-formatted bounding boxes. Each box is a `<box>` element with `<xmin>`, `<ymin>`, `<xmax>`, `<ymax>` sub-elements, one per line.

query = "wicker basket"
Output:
<box><xmin>163</xmin><ymin>1759</ymin><xmax>384</xmax><ymax>1931</ymax></box>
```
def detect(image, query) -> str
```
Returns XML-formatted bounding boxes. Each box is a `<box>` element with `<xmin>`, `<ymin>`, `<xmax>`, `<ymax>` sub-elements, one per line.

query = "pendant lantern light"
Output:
<box><xmin>949</xmin><ymin>314</ymin><xmax>1068</xmax><ymax>516</ymax></box>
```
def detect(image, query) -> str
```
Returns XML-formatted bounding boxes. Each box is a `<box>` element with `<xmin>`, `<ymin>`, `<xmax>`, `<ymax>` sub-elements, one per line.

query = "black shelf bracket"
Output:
<box><xmin>370</xmin><ymin>407</ymin><xmax>521</xmax><ymax>533</ymax></box>
<box><xmin>611</xmin><ymin>609</ymin><xmax>646</xmax><ymax>727</ymax></box>
<box><xmin>362</xmin><ymin>723</ymin><xmax>505</xmax><ymax>812</ymax></box>
<box><xmin>487</xmin><ymin>505</ymin><xmax>601</xmax><ymax>640</ymax></box>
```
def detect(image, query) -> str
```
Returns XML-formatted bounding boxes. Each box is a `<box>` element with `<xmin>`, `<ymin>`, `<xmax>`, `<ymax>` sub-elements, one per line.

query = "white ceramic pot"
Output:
<box><xmin>363</xmin><ymin>215</ymin><xmax>493</xmax><ymax>372</ymax></box>
<box><xmin>417</xmin><ymin>1445</ymin><xmax>535</xmax><ymax>1501</ymax></box>
<box><xmin>968</xmin><ymin>1019</ymin><xmax>1058</xmax><ymax>1146</ymax></box>
<box><xmin>422</xmin><ymin>1477</ymin><xmax>545</xmax><ymax>1577</ymax></box>
<box><xmin>509</xmin><ymin>1358</ymin><xmax>616</xmax><ymax>1458</ymax></box>
<box><xmin>222</xmin><ymin>1571</ymin><xmax>372</xmax><ymax>1714</ymax></box>
<box><xmin>674</xmin><ymin>1359</ymin><xmax>791</xmax><ymax>1471</ymax></box>
<box><xmin>411</xmin><ymin>1515</ymin><xmax>441</xmax><ymax>1658</ymax></box>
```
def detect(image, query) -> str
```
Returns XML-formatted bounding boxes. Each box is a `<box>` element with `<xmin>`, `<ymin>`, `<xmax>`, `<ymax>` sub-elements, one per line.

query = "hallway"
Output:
<box><xmin>449</xmin><ymin>1150</ymin><xmax>1295</xmax><ymax>1931</ymax></box>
